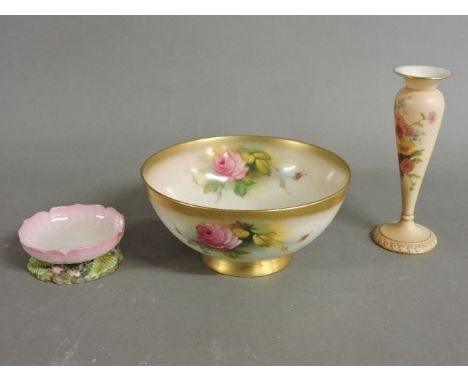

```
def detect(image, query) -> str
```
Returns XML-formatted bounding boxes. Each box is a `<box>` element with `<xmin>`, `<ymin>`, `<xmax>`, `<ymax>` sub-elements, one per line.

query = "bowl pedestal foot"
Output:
<box><xmin>372</xmin><ymin>222</ymin><xmax>437</xmax><ymax>254</ymax></box>
<box><xmin>27</xmin><ymin>247</ymin><xmax>123</xmax><ymax>284</ymax></box>
<box><xmin>201</xmin><ymin>254</ymin><xmax>293</xmax><ymax>277</ymax></box>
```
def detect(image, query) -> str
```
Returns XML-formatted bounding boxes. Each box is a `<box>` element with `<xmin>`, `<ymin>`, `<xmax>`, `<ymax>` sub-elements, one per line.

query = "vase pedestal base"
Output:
<box><xmin>372</xmin><ymin>222</ymin><xmax>437</xmax><ymax>255</ymax></box>
<box><xmin>201</xmin><ymin>254</ymin><xmax>293</xmax><ymax>277</ymax></box>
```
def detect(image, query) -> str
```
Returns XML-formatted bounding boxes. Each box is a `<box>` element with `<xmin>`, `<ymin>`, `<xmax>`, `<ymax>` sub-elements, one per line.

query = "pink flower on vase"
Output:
<box><xmin>397</xmin><ymin>125</ymin><xmax>410</xmax><ymax>138</ymax></box>
<box><xmin>71</xmin><ymin>270</ymin><xmax>81</xmax><ymax>277</ymax></box>
<box><xmin>428</xmin><ymin>111</ymin><xmax>437</xmax><ymax>124</ymax></box>
<box><xmin>395</xmin><ymin>113</ymin><xmax>414</xmax><ymax>137</ymax></box>
<box><xmin>213</xmin><ymin>152</ymin><xmax>249</xmax><ymax>180</ymax></box>
<box><xmin>196</xmin><ymin>223</ymin><xmax>242</xmax><ymax>249</ymax></box>
<box><xmin>395</xmin><ymin>113</ymin><xmax>406</xmax><ymax>126</ymax></box>
<box><xmin>52</xmin><ymin>266</ymin><xmax>63</xmax><ymax>274</ymax></box>
<box><xmin>400</xmin><ymin>159</ymin><xmax>415</xmax><ymax>174</ymax></box>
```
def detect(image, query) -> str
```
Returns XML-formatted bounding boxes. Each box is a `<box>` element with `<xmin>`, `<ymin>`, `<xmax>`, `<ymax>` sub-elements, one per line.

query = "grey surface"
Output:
<box><xmin>0</xmin><ymin>16</ymin><xmax>467</xmax><ymax>365</ymax></box>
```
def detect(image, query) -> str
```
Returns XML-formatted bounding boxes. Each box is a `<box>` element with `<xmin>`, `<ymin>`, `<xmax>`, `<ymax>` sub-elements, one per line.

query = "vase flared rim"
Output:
<box><xmin>394</xmin><ymin>65</ymin><xmax>452</xmax><ymax>80</ymax></box>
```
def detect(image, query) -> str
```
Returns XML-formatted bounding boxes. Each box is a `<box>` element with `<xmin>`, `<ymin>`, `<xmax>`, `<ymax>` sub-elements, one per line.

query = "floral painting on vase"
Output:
<box><xmin>395</xmin><ymin>97</ymin><xmax>437</xmax><ymax>191</ymax></box>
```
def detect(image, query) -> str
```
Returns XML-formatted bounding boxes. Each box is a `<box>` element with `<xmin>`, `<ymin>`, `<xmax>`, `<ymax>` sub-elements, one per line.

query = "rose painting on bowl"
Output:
<box><xmin>171</xmin><ymin>220</ymin><xmax>311</xmax><ymax>260</ymax></box>
<box><xmin>191</xmin><ymin>146</ymin><xmax>306</xmax><ymax>201</ymax></box>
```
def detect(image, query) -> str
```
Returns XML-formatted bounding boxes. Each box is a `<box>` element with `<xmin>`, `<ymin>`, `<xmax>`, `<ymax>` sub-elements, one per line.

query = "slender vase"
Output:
<box><xmin>372</xmin><ymin>65</ymin><xmax>451</xmax><ymax>254</ymax></box>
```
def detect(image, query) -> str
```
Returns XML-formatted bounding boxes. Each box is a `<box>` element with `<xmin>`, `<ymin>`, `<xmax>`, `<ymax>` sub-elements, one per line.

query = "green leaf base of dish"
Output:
<box><xmin>26</xmin><ymin>247</ymin><xmax>123</xmax><ymax>285</ymax></box>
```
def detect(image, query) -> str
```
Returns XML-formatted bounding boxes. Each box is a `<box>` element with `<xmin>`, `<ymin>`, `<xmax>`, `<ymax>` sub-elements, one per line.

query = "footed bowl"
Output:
<box><xmin>141</xmin><ymin>136</ymin><xmax>351</xmax><ymax>277</ymax></box>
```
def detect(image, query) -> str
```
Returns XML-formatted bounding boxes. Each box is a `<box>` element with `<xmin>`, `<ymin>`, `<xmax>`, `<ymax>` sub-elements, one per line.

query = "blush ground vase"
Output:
<box><xmin>372</xmin><ymin>65</ymin><xmax>452</xmax><ymax>254</ymax></box>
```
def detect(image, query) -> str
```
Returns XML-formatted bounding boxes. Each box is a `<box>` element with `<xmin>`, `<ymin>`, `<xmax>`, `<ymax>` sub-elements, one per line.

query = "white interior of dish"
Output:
<box><xmin>144</xmin><ymin>138</ymin><xmax>350</xmax><ymax>210</ymax></box>
<box><xmin>21</xmin><ymin>206</ymin><xmax>123</xmax><ymax>251</ymax></box>
<box><xmin>394</xmin><ymin>65</ymin><xmax>451</xmax><ymax>79</ymax></box>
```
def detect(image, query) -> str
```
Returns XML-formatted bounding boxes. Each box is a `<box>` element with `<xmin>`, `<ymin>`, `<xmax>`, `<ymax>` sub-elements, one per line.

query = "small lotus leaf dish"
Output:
<box><xmin>18</xmin><ymin>204</ymin><xmax>125</xmax><ymax>284</ymax></box>
<box><xmin>141</xmin><ymin>136</ymin><xmax>351</xmax><ymax>277</ymax></box>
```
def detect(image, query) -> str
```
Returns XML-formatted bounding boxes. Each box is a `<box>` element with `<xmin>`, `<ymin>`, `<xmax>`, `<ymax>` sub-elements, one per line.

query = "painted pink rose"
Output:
<box><xmin>196</xmin><ymin>223</ymin><xmax>242</xmax><ymax>249</ymax></box>
<box><xmin>395</xmin><ymin>113</ymin><xmax>414</xmax><ymax>137</ymax></box>
<box><xmin>395</xmin><ymin>113</ymin><xmax>406</xmax><ymax>126</ymax></box>
<box><xmin>213</xmin><ymin>151</ymin><xmax>249</xmax><ymax>180</ymax></box>
<box><xmin>52</xmin><ymin>266</ymin><xmax>63</xmax><ymax>274</ymax></box>
<box><xmin>398</xmin><ymin>125</ymin><xmax>414</xmax><ymax>137</ymax></box>
<box><xmin>400</xmin><ymin>159</ymin><xmax>415</xmax><ymax>174</ymax></box>
<box><xmin>428</xmin><ymin>111</ymin><xmax>437</xmax><ymax>124</ymax></box>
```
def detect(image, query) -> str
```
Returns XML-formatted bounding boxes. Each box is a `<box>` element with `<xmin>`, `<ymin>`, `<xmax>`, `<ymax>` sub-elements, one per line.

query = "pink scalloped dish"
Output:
<box><xmin>18</xmin><ymin>205</ymin><xmax>125</xmax><ymax>284</ymax></box>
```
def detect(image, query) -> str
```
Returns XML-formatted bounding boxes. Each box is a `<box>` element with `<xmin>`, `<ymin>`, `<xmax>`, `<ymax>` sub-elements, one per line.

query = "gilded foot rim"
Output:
<box><xmin>27</xmin><ymin>247</ymin><xmax>123</xmax><ymax>284</ymax></box>
<box><xmin>372</xmin><ymin>226</ymin><xmax>437</xmax><ymax>254</ymax></box>
<box><xmin>201</xmin><ymin>254</ymin><xmax>293</xmax><ymax>277</ymax></box>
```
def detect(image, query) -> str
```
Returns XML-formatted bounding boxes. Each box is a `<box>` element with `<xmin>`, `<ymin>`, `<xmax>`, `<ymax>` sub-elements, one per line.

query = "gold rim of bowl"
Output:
<box><xmin>140</xmin><ymin>135</ymin><xmax>351</xmax><ymax>217</ymax></box>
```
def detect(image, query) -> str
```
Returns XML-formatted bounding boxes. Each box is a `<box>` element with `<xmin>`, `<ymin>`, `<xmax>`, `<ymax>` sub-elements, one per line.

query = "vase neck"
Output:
<box><xmin>404</xmin><ymin>77</ymin><xmax>440</xmax><ymax>91</ymax></box>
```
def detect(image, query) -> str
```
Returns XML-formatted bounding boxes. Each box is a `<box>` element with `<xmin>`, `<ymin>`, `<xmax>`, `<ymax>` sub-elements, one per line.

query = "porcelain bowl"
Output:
<box><xmin>141</xmin><ymin>136</ymin><xmax>351</xmax><ymax>277</ymax></box>
<box><xmin>18</xmin><ymin>204</ymin><xmax>125</xmax><ymax>264</ymax></box>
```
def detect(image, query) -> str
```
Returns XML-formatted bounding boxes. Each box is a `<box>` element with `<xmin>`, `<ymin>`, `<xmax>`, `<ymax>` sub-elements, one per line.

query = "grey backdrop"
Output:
<box><xmin>1</xmin><ymin>16</ymin><xmax>467</xmax><ymax>365</ymax></box>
